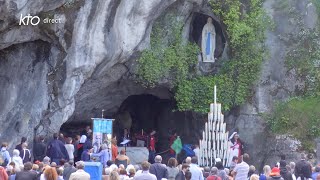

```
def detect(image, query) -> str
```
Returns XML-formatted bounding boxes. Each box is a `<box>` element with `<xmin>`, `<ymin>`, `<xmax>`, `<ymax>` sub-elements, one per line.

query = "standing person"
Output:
<box><xmin>149</xmin><ymin>155</ymin><xmax>168</xmax><ymax>180</ymax></box>
<box><xmin>0</xmin><ymin>142</ymin><xmax>11</xmax><ymax>167</ymax></box>
<box><xmin>185</xmin><ymin>171</ymin><xmax>192</xmax><ymax>180</ymax></box>
<box><xmin>65</xmin><ymin>137</ymin><xmax>75</xmax><ymax>162</ymax></box>
<box><xmin>20</xmin><ymin>143</ymin><xmax>31</xmax><ymax>163</ymax></box>
<box><xmin>176</xmin><ymin>164</ymin><xmax>190</xmax><ymax>180</ymax></box>
<box><xmin>74</xmin><ymin>135</ymin><xmax>83</xmax><ymax>163</ymax></box>
<box><xmin>11</xmin><ymin>149</ymin><xmax>23</xmax><ymax>168</ymax></box>
<box><xmin>169</xmin><ymin>131</ymin><xmax>177</xmax><ymax>158</ymax></box>
<box><xmin>295</xmin><ymin>153</ymin><xmax>312</xmax><ymax>179</ymax></box>
<box><xmin>112</xmin><ymin>137</ymin><xmax>118</xmax><ymax>161</ymax></box>
<box><xmin>15</xmin><ymin>137</ymin><xmax>27</xmax><ymax>152</ymax></box>
<box><xmin>40</xmin><ymin>167</ymin><xmax>58</xmax><ymax>180</ymax></box>
<box><xmin>312</xmin><ymin>166</ymin><xmax>320</xmax><ymax>180</ymax></box>
<box><xmin>269</xmin><ymin>167</ymin><xmax>284</xmax><ymax>180</ymax></box>
<box><xmin>0</xmin><ymin>166</ymin><xmax>8</xmax><ymax>180</ymax></box>
<box><xmin>81</xmin><ymin>146</ymin><xmax>93</xmax><ymax>162</ymax></box>
<box><xmin>193</xmin><ymin>145</ymin><xmax>199</xmax><ymax>158</ymax></box>
<box><xmin>167</xmin><ymin>158</ymin><xmax>179</xmax><ymax>180</ymax></box>
<box><xmin>230</xmin><ymin>156</ymin><xmax>239</xmax><ymax>172</ymax></box>
<box><xmin>148</xmin><ymin>130</ymin><xmax>157</xmax><ymax>164</ymax></box>
<box><xmin>260</xmin><ymin>165</ymin><xmax>271</xmax><ymax>180</ymax></box>
<box><xmin>59</xmin><ymin>133</ymin><xmax>65</xmax><ymax>144</ymax></box>
<box><xmin>69</xmin><ymin>161</ymin><xmax>90</xmax><ymax>180</ymax></box>
<box><xmin>34</xmin><ymin>136</ymin><xmax>47</xmax><ymax>162</ymax></box>
<box><xmin>227</xmin><ymin>132</ymin><xmax>243</xmax><ymax>167</ymax></box>
<box><xmin>215</xmin><ymin>159</ymin><xmax>228</xmax><ymax>180</ymax></box>
<box><xmin>63</xmin><ymin>161</ymin><xmax>77</xmax><ymax>180</ymax></box>
<box><xmin>232</xmin><ymin>153</ymin><xmax>250</xmax><ymax>180</ymax></box>
<box><xmin>15</xmin><ymin>162</ymin><xmax>37</xmax><ymax>180</ymax></box>
<box><xmin>91</xmin><ymin>144</ymin><xmax>111</xmax><ymax>168</ymax></box>
<box><xmin>207</xmin><ymin>167</ymin><xmax>222</xmax><ymax>180</ymax></box>
<box><xmin>133</xmin><ymin>161</ymin><xmax>156</xmax><ymax>180</ymax></box>
<box><xmin>81</xmin><ymin>126</ymin><xmax>92</xmax><ymax>137</ymax></box>
<box><xmin>46</xmin><ymin>133</ymin><xmax>69</xmax><ymax>164</ymax></box>
<box><xmin>189</xmin><ymin>157</ymin><xmax>203</xmax><ymax>180</ymax></box>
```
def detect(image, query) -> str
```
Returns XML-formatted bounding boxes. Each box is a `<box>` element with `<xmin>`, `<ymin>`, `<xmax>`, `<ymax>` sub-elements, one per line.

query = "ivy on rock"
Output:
<box><xmin>136</xmin><ymin>0</ymin><xmax>270</xmax><ymax>113</ymax></box>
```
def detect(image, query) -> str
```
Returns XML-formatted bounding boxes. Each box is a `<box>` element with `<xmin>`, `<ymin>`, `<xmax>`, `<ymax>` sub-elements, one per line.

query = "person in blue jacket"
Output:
<box><xmin>46</xmin><ymin>133</ymin><xmax>69</xmax><ymax>164</ymax></box>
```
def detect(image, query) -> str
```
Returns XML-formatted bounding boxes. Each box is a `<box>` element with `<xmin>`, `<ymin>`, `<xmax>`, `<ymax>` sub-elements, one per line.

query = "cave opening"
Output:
<box><xmin>190</xmin><ymin>12</ymin><xmax>226</xmax><ymax>59</ymax></box>
<box><xmin>60</xmin><ymin>93</ymin><xmax>203</xmax><ymax>154</ymax></box>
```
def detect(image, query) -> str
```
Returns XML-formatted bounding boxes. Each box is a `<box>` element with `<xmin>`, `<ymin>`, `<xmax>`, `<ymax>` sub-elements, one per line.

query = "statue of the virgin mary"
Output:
<box><xmin>201</xmin><ymin>17</ymin><xmax>216</xmax><ymax>62</ymax></box>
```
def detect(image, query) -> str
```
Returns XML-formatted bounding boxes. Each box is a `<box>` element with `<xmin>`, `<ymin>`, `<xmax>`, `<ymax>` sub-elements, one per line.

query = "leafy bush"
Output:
<box><xmin>267</xmin><ymin>96</ymin><xmax>320</xmax><ymax>151</ymax></box>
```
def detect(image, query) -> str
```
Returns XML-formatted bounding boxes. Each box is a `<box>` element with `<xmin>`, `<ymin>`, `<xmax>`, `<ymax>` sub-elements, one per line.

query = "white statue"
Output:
<box><xmin>201</xmin><ymin>17</ymin><xmax>216</xmax><ymax>62</ymax></box>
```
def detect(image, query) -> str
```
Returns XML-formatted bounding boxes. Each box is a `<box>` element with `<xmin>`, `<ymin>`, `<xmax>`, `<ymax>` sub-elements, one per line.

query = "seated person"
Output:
<box><xmin>115</xmin><ymin>149</ymin><xmax>130</xmax><ymax>168</ymax></box>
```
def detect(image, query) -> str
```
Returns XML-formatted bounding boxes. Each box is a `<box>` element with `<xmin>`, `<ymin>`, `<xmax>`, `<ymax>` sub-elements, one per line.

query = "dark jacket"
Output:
<box><xmin>149</xmin><ymin>162</ymin><xmax>168</xmax><ymax>180</ymax></box>
<box><xmin>20</xmin><ymin>149</ymin><xmax>31</xmax><ymax>163</ymax></box>
<box><xmin>15</xmin><ymin>144</ymin><xmax>23</xmax><ymax>152</ymax></box>
<box><xmin>33</xmin><ymin>141</ymin><xmax>46</xmax><ymax>161</ymax></box>
<box><xmin>294</xmin><ymin>160</ymin><xmax>312</xmax><ymax>179</ymax></box>
<box><xmin>81</xmin><ymin>150</ymin><xmax>91</xmax><ymax>161</ymax></box>
<box><xmin>175</xmin><ymin>171</ymin><xmax>185</xmax><ymax>180</ymax></box>
<box><xmin>15</xmin><ymin>170</ymin><xmax>37</xmax><ymax>180</ymax></box>
<box><xmin>268</xmin><ymin>176</ymin><xmax>284</xmax><ymax>180</ymax></box>
<box><xmin>47</xmin><ymin>139</ymin><xmax>69</xmax><ymax>160</ymax></box>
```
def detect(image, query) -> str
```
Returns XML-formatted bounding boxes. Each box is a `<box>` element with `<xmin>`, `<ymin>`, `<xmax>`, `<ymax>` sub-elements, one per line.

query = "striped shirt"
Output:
<box><xmin>234</xmin><ymin>161</ymin><xmax>249</xmax><ymax>180</ymax></box>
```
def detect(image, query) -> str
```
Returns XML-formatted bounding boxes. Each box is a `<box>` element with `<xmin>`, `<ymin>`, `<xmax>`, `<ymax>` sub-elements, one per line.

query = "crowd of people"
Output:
<box><xmin>0</xmin><ymin>128</ymin><xmax>319</xmax><ymax>180</ymax></box>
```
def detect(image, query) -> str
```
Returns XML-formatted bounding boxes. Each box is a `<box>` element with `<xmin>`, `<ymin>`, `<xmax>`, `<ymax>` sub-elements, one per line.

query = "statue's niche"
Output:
<box><xmin>190</xmin><ymin>13</ymin><xmax>226</xmax><ymax>61</ymax></box>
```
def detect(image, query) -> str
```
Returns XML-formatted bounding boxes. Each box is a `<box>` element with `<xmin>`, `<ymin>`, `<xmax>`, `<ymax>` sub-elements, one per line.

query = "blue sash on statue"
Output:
<box><xmin>206</xmin><ymin>32</ymin><xmax>211</xmax><ymax>55</ymax></box>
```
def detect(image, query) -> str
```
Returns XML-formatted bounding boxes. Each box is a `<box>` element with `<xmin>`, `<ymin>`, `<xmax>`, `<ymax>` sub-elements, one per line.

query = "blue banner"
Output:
<box><xmin>93</xmin><ymin>118</ymin><xmax>113</xmax><ymax>133</ymax></box>
<box><xmin>92</xmin><ymin>118</ymin><xmax>113</xmax><ymax>153</ymax></box>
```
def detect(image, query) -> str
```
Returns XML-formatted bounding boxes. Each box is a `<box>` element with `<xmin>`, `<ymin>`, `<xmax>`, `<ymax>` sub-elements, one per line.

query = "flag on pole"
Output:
<box><xmin>170</xmin><ymin>136</ymin><xmax>182</xmax><ymax>154</ymax></box>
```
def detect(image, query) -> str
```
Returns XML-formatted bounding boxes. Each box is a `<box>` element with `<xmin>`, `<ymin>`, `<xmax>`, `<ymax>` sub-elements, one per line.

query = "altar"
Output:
<box><xmin>118</xmin><ymin>147</ymin><xmax>149</xmax><ymax>165</ymax></box>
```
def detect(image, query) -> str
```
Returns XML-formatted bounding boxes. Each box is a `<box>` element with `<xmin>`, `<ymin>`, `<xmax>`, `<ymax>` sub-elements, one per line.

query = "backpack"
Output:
<box><xmin>0</xmin><ymin>150</ymin><xmax>9</xmax><ymax>167</ymax></box>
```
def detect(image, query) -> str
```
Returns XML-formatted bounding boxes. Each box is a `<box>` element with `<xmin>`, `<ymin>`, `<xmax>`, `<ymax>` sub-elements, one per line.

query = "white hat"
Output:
<box><xmin>215</xmin><ymin>158</ymin><xmax>221</xmax><ymax>163</ymax></box>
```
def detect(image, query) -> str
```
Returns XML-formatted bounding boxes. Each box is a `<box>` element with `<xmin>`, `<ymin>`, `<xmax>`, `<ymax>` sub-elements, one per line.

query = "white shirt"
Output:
<box><xmin>234</xmin><ymin>161</ymin><xmax>249</xmax><ymax>180</ymax></box>
<box><xmin>193</xmin><ymin>148</ymin><xmax>199</xmax><ymax>158</ymax></box>
<box><xmin>65</xmin><ymin>144</ymin><xmax>74</xmax><ymax>160</ymax></box>
<box><xmin>189</xmin><ymin>163</ymin><xmax>204</xmax><ymax>180</ymax></box>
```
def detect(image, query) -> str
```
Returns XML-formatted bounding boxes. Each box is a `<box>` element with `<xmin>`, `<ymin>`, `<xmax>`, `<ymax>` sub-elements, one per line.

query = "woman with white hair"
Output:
<box><xmin>11</xmin><ymin>149</ymin><xmax>23</xmax><ymax>169</ymax></box>
<box><xmin>91</xmin><ymin>144</ymin><xmax>112</xmax><ymax>168</ymax></box>
<box><xmin>260</xmin><ymin>165</ymin><xmax>271</xmax><ymax>180</ymax></box>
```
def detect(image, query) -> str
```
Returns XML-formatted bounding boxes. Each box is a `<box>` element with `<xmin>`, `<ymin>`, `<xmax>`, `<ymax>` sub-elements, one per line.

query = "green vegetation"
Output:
<box><xmin>286</xmin><ymin>28</ymin><xmax>320</xmax><ymax>95</ymax></box>
<box><xmin>136</xmin><ymin>18</ymin><xmax>199</xmax><ymax>87</ymax></box>
<box><xmin>267</xmin><ymin>96</ymin><xmax>320</xmax><ymax>151</ymax></box>
<box><xmin>266</xmin><ymin>0</ymin><xmax>320</xmax><ymax>150</ymax></box>
<box><xmin>136</xmin><ymin>0</ymin><xmax>270</xmax><ymax>113</ymax></box>
<box><xmin>176</xmin><ymin>0</ymin><xmax>270</xmax><ymax>112</ymax></box>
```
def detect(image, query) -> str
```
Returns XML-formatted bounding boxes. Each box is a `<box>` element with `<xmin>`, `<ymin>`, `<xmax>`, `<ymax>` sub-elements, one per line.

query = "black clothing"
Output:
<box><xmin>295</xmin><ymin>159</ymin><xmax>312</xmax><ymax>179</ymax></box>
<box><xmin>33</xmin><ymin>141</ymin><xmax>46</xmax><ymax>162</ymax></box>
<box><xmin>15</xmin><ymin>144</ymin><xmax>23</xmax><ymax>152</ymax></box>
<box><xmin>20</xmin><ymin>149</ymin><xmax>31</xmax><ymax>163</ymax></box>
<box><xmin>175</xmin><ymin>171</ymin><xmax>185</xmax><ymax>180</ymax></box>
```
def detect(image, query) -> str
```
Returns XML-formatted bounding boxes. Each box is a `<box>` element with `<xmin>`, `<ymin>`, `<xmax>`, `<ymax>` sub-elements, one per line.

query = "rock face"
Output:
<box><xmin>0</xmin><ymin>0</ymin><xmax>207</xmax><ymax>148</ymax></box>
<box><xmin>226</xmin><ymin>0</ymin><xmax>319</xmax><ymax>169</ymax></box>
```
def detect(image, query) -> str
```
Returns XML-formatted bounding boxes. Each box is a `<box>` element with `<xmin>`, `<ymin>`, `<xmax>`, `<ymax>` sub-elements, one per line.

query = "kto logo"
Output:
<box><xmin>19</xmin><ymin>14</ymin><xmax>40</xmax><ymax>26</ymax></box>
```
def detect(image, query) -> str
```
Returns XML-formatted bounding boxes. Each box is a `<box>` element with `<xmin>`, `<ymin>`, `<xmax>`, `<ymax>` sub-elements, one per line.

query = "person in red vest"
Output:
<box><xmin>148</xmin><ymin>130</ymin><xmax>156</xmax><ymax>164</ymax></box>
